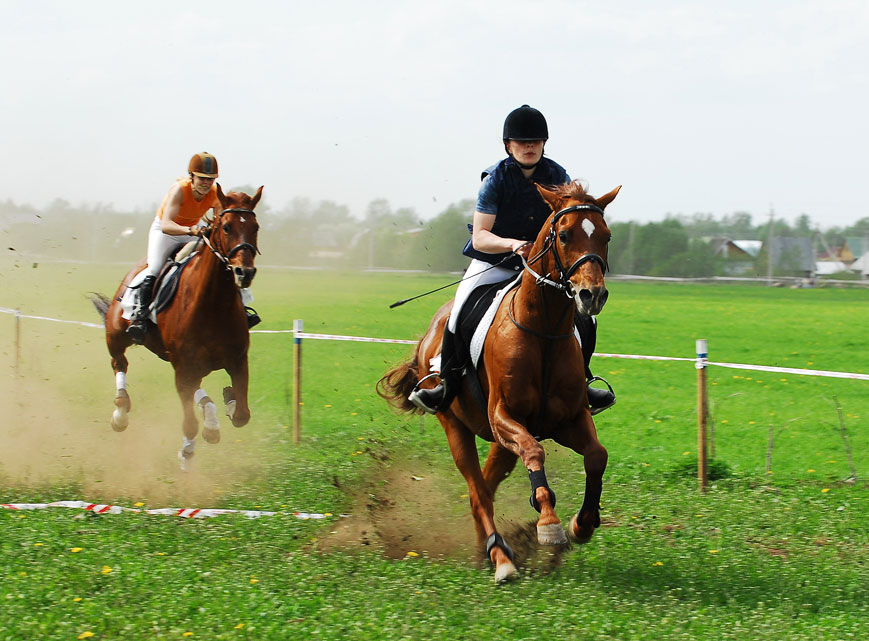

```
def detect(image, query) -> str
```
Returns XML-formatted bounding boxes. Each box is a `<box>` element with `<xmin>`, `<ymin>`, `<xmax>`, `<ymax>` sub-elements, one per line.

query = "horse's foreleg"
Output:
<box><xmin>224</xmin><ymin>358</ymin><xmax>250</xmax><ymax>428</ymax></box>
<box><xmin>490</xmin><ymin>403</ymin><xmax>566</xmax><ymax>545</ymax></box>
<box><xmin>440</xmin><ymin>413</ymin><xmax>518</xmax><ymax>584</ymax></box>
<box><xmin>555</xmin><ymin>412</ymin><xmax>608</xmax><ymax>544</ymax></box>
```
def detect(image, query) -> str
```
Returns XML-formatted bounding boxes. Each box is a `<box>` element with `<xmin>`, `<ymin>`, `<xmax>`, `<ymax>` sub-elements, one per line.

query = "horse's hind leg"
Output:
<box><xmin>108</xmin><ymin>341</ymin><xmax>131</xmax><ymax>432</ymax></box>
<box><xmin>440</xmin><ymin>414</ymin><xmax>518</xmax><ymax>584</ymax></box>
<box><xmin>224</xmin><ymin>357</ymin><xmax>250</xmax><ymax>428</ymax></box>
<box><xmin>175</xmin><ymin>371</ymin><xmax>203</xmax><ymax>470</ymax></box>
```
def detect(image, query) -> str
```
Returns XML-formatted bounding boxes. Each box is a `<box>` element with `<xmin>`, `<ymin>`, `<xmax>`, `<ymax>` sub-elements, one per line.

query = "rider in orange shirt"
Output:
<box><xmin>126</xmin><ymin>152</ymin><xmax>259</xmax><ymax>344</ymax></box>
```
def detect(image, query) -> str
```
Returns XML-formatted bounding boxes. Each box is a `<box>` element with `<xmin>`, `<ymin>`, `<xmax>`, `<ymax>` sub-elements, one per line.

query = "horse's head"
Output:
<box><xmin>210</xmin><ymin>184</ymin><xmax>264</xmax><ymax>289</ymax></box>
<box><xmin>535</xmin><ymin>181</ymin><xmax>621</xmax><ymax>316</ymax></box>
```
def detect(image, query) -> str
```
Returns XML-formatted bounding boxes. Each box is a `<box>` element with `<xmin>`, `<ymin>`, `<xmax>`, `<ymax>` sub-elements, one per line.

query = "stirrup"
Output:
<box><xmin>126</xmin><ymin>321</ymin><xmax>147</xmax><ymax>345</ymax></box>
<box><xmin>244</xmin><ymin>306</ymin><xmax>261</xmax><ymax>328</ymax></box>
<box><xmin>587</xmin><ymin>376</ymin><xmax>616</xmax><ymax>415</ymax></box>
<box><xmin>407</xmin><ymin>372</ymin><xmax>442</xmax><ymax>414</ymax></box>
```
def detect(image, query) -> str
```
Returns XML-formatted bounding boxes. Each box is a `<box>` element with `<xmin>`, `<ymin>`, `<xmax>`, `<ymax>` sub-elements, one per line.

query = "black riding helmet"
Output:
<box><xmin>502</xmin><ymin>105</ymin><xmax>549</xmax><ymax>142</ymax></box>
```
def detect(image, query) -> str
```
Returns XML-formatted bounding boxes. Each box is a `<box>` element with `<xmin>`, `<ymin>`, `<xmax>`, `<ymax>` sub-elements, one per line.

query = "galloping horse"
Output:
<box><xmin>378</xmin><ymin>181</ymin><xmax>619</xmax><ymax>583</ymax></box>
<box><xmin>91</xmin><ymin>185</ymin><xmax>263</xmax><ymax>468</ymax></box>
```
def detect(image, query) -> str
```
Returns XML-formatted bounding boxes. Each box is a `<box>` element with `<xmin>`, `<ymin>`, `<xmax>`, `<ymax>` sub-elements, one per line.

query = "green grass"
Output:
<box><xmin>1</xmin><ymin>261</ymin><xmax>867</xmax><ymax>640</ymax></box>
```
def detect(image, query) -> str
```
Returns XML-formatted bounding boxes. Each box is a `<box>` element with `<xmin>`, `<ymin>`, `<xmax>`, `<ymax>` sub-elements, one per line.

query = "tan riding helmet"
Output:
<box><xmin>188</xmin><ymin>152</ymin><xmax>219</xmax><ymax>178</ymax></box>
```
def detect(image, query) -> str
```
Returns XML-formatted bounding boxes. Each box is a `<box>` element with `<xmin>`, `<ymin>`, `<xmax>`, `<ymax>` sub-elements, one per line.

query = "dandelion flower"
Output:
<box><xmin>821</xmin><ymin>488</ymin><xmax>830</xmax><ymax>493</ymax></box>
<box><xmin>101</xmin><ymin>566</ymin><xmax>112</xmax><ymax>574</ymax></box>
<box><xmin>406</xmin><ymin>551</ymin><xmax>419</xmax><ymax>558</ymax></box>
<box><xmin>234</xmin><ymin>624</ymin><xmax>245</xmax><ymax>630</ymax></box>
<box><xmin>653</xmin><ymin>561</ymin><xmax>663</xmax><ymax>566</ymax></box>
<box><xmin>70</xmin><ymin>547</ymin><xmax>83</xmax><ymax>553</ymax></box>
<box><xmin>709</xmin><ymin>550</ymin><xmax>719</xmax><ymax>554</ymax></box>
<box><xmin>73</xmin><ymin>597</ymin><xmax>82</xmax><ymax>602</ymax></box>
<box><xmin>183</xmin><ymin>633</ymin><xmax>194</xmax><ymax>638</ymax></box>
<box><xmin>77</xmin><ymin>632</ymin><xmax>94</xmax><ymax>640</ymax></box>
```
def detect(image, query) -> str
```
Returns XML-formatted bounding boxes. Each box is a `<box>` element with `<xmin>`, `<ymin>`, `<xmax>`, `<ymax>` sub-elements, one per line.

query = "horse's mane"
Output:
<box><xmin>547</xmin><ymin>180</ymin><xmax>591</xmax><ymax>201</ymax></box>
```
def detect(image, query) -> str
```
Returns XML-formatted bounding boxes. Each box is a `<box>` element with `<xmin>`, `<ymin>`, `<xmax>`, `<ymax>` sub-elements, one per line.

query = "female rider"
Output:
<box><xmin>408</xmin><ymin>105</ymin><xmax>615</xmax><ymax>415</ymax></box>
<box><xmin>126</xmin><ymin>152</ymin><xmax>259</xmax><ymax>344</ymax></box>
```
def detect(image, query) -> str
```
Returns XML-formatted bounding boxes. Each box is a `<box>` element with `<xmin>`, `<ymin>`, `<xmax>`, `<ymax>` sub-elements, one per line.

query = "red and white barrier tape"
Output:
<box><xmin>1</xmin><ymin>500</ymin><xmax>338</xmax><ymax>520</ymax></box>
<box><xmin>3</xmin><ymin>308</ymin><xmax>867</xmax><ymax>380</ymax></box>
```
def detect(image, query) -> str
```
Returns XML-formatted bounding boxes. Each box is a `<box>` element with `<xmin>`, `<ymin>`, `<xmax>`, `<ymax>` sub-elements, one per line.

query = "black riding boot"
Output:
<box><xmin>126</xmin><ymin>275</ymin><xmax>156</xmax><ymax>345</ymax></box>
<box><xmin>408</xmin><ymin>329</ymin><xmax>462</xmax><ymax>414</ymax></box>
<box><xmin>575</xmin><ymin>312</ymin><xmax>616</xmax><ymax>415</ymax></box>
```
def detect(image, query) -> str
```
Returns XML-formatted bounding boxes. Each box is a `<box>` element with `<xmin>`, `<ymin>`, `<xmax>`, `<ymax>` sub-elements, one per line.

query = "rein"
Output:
<box><xmin>201</xmin><ymin>207</ymin><xmax>260</xmax><ymax>270</ymax></box>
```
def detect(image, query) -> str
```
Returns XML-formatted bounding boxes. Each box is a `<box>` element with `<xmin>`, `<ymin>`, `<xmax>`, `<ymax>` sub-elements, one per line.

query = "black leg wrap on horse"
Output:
<box><xmin>485</xmin><ymin>532</ymin><xmax>515</xmax><ymax>563</ymax></box>
<box><xmin>528</xmin><ymin>468</ymin><xmax>556</xmax><ymax>512</ymax></box>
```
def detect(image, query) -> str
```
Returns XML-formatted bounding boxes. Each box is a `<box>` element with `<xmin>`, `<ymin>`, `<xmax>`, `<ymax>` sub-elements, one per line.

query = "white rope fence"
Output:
<box><xmin>2</xmin><ymin>307</ymin><xmax>867</xmax><ymax>381</ymax></box>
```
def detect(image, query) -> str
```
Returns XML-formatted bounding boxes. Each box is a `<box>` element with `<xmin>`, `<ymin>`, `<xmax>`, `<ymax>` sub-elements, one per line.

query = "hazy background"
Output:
<box><xmin>1</xmin><ymin>0</ymin><xmax>867</xmax><ymax>227</ymax></box>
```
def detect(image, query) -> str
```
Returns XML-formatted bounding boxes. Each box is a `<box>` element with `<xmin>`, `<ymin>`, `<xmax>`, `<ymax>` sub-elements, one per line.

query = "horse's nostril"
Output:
<box><xmin>600</xmin><ymin>289</ymin><xmax>609</xmax><ymax>307</ymax></box>
<box><xmin>579</xmin><ymin>289</ymin><xmax>594</xmax><ymax>308</ymax></box>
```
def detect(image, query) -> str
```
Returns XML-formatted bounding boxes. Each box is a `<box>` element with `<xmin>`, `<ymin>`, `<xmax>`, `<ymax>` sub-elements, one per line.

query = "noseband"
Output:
<box><xmin>521</xmin><ymin>203</ymin><xmax>608</xmax><ymax>296</ymax></box>
<box><xmin>202</xmin><ymin>207</ymin><xmax>260</xmax><ymax>269</ymax></box>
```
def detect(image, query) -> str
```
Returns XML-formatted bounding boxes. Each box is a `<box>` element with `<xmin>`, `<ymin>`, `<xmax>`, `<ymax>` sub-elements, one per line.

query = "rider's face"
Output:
<box><xmin>506</xmin><ymin>139</ymin><xmax>545</xmax><ymax>166</ymax></box>
<box><xmin>191</xmin><ymin>174</ymin><xmax>215</xmax><ymax>196</ymax></box>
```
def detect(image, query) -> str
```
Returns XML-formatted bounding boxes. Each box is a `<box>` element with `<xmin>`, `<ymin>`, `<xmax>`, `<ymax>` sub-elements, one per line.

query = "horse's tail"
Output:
<box><xmin>88</xmin><ymin>292</ymin><xmax>111</xmax><ymax>322</ymax></box>
<box><xmin>376</xmin><ymin>355</ymin><xmax>425</xmax><ymax>415</ymax></box>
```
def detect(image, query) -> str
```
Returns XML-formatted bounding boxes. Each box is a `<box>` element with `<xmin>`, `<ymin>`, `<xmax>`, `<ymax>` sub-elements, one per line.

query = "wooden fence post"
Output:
<box><xmin>696</xmin><ymin>339</ymin><xmax>708</xmax><ymax>492</ymax></box>
<box><xmin>293</xmin><ymin>319</ymin><xmax>303</xmax><ymax>445</ymax></box>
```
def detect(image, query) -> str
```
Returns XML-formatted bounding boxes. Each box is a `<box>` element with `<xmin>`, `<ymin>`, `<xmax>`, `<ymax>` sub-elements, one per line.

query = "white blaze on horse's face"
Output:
<box><xmin>582</xmin><ymin>218</ymin><xmax>595</xmax><ymax>238</ymax></box>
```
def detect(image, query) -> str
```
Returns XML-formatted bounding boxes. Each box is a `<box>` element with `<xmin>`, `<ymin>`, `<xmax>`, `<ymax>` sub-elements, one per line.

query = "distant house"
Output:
<box><xmin>764</xmin><ymin>237</ymin><xmax>815</xmax><ymax>277</ymax></box>
<box><xmin>710</xmin><ymin>237</ymin><xmax>762</xmax><ymax>275</ymax></box>
<box><xmin>850</xmin><ymin>252</ymin><xmax>869</xmax><ymax>278</ymax></box>
<box><xmin>841</xmin><ymin>236</ymin><xmax>869</xmax><ymax>263</ymax></box>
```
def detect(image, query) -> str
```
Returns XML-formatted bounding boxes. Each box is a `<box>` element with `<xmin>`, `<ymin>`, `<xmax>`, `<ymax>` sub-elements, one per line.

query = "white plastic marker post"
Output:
<box><xmin>696</xmin><ymin>339</ymin><xmax>709</xmax><ymax>493</ymax></box>
<box><xmin>293</xmin><ymin>319</ymin><xmax>303</xmax><ymax>445</ymax></box>
<box><xmin>14</xmin><ymin>311</ymin><xmax>21</xmax><ymax>377</ymax></box>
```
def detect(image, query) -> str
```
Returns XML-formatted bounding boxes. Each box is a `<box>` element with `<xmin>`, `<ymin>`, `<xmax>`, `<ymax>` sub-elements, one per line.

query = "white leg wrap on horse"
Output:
<box><xmin>182</xmin><ymin>436</ymin><xmax>196</xmax><ymax>455</ymax></box>
<box><xmin>193</xmin><ymin>388</ymin><xmax>208</xmax><ymax>405</ymax></box>
<box><xmin>537</xmin><ymin>523</ymin><xmax>568</xmax><ymax>545</ymax></box>
<box><xmin>241</xmin><ymin>288</ymin><xmax>254</xmax><ymax>305</ymax></box>
<box><xmin>202</xmin><ymin>401</ymin><xmax>219</xmax><ymax>429</ymax></box>
<box><xmin>115</xmin><ymin>372</ymin><xmax>127</xmax><ymax>391</ymax></box>
<box><xmin>225</xmin><ymin>399</ymin><xmax>237</xmax><ymax>419</ymax></box>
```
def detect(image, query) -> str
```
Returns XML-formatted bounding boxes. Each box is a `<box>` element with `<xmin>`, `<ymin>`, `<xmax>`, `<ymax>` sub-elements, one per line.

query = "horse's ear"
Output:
<box><xmin>595</xmin><ymin>185</ymin><xmax>622</xmax><ymax>210</ymax></box>
<box><xmin>250</xmin><ymin>186</ymin><xmax>264</xmax><ymax>210</ymax></box>
<box><xmin>535</xmin><ymin>183</ymin><xmax>561</xmax><ymax>211</ymax></box>
<box><xmin>216</xmin><ymin>183</ymin><xmax>228</xmax><ymax>208</ymax></box>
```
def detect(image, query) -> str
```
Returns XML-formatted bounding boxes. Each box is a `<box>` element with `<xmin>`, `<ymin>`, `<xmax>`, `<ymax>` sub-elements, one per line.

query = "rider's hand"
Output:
<box><xmin>512</xmin><ymin>241</ymin><xmax>531</xmax><ymax>259</ymax></box>
<box><xmin>188</xmin><ymin>226</ymin><xmax>204</xmax><ymax>237</ymax></box>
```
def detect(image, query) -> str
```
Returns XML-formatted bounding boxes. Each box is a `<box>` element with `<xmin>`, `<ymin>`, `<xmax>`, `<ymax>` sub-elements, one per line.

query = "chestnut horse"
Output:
<box><xmin>378</xmin><ymin>182</ymin><xmax>619</xmax><ymax>583</ymax></box>
<box><xmin>91</xmin><ymin>185</ymin><xmax>262</xmax><ymax>468</ymax></box>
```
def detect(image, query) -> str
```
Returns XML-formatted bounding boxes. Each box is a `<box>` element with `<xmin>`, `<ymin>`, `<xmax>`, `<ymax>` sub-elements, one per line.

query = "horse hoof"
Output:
<box><xmin>568</xmin><ymin>513</ymin><xmax>596</xmax><ymax>544</ymax></box>
<box><xmin>203</xmin><ymin>427</ymin><xmax>220</xmax><ymax>444</ymax></box>
<box><xmin>537</xmin><ymin>522</ymin><xmax>568</xmax><ymax>546</ymax></box>
<box><xmin>494</xmin><ymin>561</ymin><xmax>519</xmax><ymax>584</ymax></box>
<box><xmin>111</xmin><ymin>408</ymin><xmax>129</xmax><ymax>432</ymax></box>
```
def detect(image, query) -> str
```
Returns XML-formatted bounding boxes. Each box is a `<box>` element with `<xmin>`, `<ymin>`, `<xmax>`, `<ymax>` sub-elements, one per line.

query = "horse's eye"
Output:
<box><xmin>223</xmin><ymin>223</ymin><xmax>231</xmax><ymax>234</ymax></box>
<box><xmin>558</xmin><ymin>230</ymin><xmax>569</xmax><ymax>244</ymax></box>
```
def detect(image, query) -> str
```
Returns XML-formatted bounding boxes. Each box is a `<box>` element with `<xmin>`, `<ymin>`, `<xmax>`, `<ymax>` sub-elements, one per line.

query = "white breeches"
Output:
<box><xmin>447</xmin><ymin>259</ymin><xmax>518</xmax><ymax>334</ymax></box>
<box><xmin>144</xmin><ymin>217</ymin><xmax>198</xmax><ymax>278</ymax></box>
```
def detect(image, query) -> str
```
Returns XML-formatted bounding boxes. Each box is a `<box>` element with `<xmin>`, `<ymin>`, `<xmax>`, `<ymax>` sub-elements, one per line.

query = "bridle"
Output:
<box><xmin>519</xmin><ymin>203</ymin><xmax>609</xmax><ymax>298</ymax></box>
<box><xmin>201</xmin><ymin>207</ymin><xmax>260</xmax><ymax>270</ymax></box>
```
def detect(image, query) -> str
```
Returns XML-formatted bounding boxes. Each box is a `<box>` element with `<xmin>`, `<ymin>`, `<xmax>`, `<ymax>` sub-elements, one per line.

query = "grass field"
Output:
<box><xmin>1</xmin><ymin>260</ymin><xmax>867</xmax><ymax>640</ymax></box>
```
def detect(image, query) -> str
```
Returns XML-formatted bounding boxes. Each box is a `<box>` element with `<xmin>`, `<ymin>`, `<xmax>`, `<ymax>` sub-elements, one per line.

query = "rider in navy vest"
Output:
<box><xmin>409</xmin><ymin>105</ymin><xmax>616</xmax><ymax>415</ymax></box>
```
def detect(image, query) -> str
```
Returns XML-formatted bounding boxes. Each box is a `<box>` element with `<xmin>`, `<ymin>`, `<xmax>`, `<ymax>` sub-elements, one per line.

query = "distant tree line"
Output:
<box><xmin>2</xmin><ymin>195</ymin><xmax>868</xmax><ymax>278</ymax></box>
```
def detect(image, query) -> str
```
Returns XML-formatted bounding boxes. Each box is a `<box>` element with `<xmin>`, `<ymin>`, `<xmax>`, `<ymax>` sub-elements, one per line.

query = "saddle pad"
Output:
<box><xmin>467</xmin><ymin>275</ymin><xmax>521</xmax><ymax>367</ymax></box>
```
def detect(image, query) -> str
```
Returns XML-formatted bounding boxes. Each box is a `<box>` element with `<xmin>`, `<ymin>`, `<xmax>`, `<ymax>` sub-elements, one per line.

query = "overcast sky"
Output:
<box><xmin>2</xmin><ymin>1</ymin><xmax>867</xmax><ymax>229</ymax></box>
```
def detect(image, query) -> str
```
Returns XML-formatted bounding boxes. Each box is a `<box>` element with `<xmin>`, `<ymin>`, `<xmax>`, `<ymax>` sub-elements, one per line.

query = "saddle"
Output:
<box><xmin>118</xmin><ymin>241</ymin><xmax>201</xmax><ymax>322</ymax></box>
<box><xmin>451</xmin><ymin>275</ymin><xmax>522</xmax><ymax>412</ymax></box>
